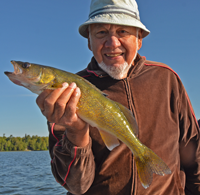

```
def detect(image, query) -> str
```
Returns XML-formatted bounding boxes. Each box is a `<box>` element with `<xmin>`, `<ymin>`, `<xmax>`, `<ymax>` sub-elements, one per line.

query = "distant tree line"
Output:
<box><xmin>0</xmin><ymin>134</ymin><xmax>48</xmax><ymax>151</ymax></box>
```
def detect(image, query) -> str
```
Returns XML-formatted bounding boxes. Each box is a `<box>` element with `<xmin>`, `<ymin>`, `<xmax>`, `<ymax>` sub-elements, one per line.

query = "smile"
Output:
<box><xmin>105</xmin><ymin>53</ymin><xmax>124</xmax><ymax>57</ymax></box>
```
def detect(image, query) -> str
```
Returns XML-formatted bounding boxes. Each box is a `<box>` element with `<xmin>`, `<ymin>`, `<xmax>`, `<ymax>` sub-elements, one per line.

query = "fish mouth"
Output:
<box><xmin>4</xmin><ymin>61</ymin><xmax>23</xmax><ymax>75</ymax></box>
<box><xmin>4</xmin><ymin>61</ymin><xmax>25</xmax><ymax>86</ymax></box>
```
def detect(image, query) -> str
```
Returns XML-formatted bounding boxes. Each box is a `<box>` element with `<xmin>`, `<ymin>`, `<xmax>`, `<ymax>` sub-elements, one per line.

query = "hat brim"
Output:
<box><xmin>79</xmin><ymin>13</ymin><xmax>150</xmax><ymax>38</ymax></box>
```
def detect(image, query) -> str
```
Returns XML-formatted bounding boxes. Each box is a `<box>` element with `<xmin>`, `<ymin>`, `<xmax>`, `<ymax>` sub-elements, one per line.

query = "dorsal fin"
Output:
<box><xmin>114</xmin><ymin>102</ymin><xmax>138</xmax><ymax>136</ymax></box>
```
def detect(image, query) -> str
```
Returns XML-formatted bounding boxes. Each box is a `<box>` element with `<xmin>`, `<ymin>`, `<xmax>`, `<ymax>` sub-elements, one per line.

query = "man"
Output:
<box><xmin>36</xmin><ymin>0</ymin><xmax>200</xmax><ymax>194</ymax></box>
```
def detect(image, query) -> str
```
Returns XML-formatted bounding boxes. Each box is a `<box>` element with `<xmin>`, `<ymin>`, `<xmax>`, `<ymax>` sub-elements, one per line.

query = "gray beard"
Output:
<box><xmin>98</xmin><ymin>61</ymin><xmax>132</xmax><ymax>80</ymax></box>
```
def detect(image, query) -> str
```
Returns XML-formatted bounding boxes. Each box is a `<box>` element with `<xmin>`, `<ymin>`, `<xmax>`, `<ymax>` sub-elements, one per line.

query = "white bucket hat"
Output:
<box><xmin>79</xmin><ymin>0</ymin><xmax>150</xmax><ymax>38</ymax></box>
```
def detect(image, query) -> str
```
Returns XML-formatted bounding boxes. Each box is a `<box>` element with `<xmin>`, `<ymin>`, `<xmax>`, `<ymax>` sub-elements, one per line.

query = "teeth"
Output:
<box><xmin>14</xmin><ymin>65</ymin><xmax>23</xmax><ymax>74</ymax></box>
<box><xmin>106</xmin><ymin>53</ymin><xmax>122</xmax><ymax>57</ymax></box>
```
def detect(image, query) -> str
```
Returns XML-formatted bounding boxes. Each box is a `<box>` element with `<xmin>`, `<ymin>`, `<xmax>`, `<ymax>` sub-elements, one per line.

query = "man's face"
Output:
<box><xmin>88</xmin><ymin>24</ymin><xmax>142</xmax><ymax>78</ymax></box>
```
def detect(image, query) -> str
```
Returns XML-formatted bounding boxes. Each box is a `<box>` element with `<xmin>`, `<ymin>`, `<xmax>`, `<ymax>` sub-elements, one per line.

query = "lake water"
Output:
<box><xmin>0</xmin><ymin>151</ymin><xmax>67</xmax><ymax>195</ymax></box>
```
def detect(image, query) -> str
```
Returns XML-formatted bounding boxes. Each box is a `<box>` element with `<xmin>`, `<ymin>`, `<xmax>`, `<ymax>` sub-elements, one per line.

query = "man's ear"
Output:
<box><xmin>137</xmin><ymin>29</ymin><xmax>143</xmax><ymax>50</ymax></box>
<box><xmin>88</xmin><ymin>37</ymin><xmax>92</xmax><ymax>51</ymax></box>
<box><xmin>87</xmin><ymin>28</ymin><xmax>92</xmax><ymax>51</ymax></box>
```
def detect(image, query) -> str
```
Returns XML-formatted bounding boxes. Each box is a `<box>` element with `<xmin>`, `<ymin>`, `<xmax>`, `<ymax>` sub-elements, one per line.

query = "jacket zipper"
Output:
<box><xmin>123</xmin><ymin>78</ymin><xmax>136</xmax><ymax>120</ymax></box>
<box><xmin>123</xmin><ymin>77</ymin><xmax>138</xmax><ymax>195</ymax></box>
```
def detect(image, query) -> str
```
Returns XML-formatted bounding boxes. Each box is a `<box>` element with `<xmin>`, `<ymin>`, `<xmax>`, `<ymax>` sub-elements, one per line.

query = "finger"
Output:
<box><xmin>51</xmin><ymin>82</ymin><xmax>77</xmax><ymax>121</ymax></box>
<box><xmin>64</xmin><ymin>86</ymin><xmax>81</xmax><ymax>121</ymax></box>
<box><xmin>63</xmin><ymin>87</ymin><xmax>88</xmax><ymax>131</ymax></box>
<box><xmin>36</xmin><ymin>89</ymin><xmax>52</xmax><ymax>111</ymax></box>
<box><xmin>42</xmin><ymin>83</ymin><xmax>69</xmax><ymax>118</ymax></box>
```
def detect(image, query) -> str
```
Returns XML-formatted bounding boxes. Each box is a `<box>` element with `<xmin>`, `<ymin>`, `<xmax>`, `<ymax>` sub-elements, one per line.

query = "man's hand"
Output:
<box><xmin>36</xmin><ymin>82</ymin><xmax>89</xmax><ymax>147</ymax></box>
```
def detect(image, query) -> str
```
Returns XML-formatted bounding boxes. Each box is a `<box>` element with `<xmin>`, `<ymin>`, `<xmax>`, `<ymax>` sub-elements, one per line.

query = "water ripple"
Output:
<box><xmin>0</xmin><ymin>151</ymin><xmax>67</xmax><ymax>195</ymax></box>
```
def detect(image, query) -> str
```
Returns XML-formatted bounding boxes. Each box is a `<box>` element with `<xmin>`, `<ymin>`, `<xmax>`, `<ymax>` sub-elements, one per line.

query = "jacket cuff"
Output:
<box><xmin>62</xmin><ymin>133</ymin><xmax>92</xmax><ymax>158</ymax></box>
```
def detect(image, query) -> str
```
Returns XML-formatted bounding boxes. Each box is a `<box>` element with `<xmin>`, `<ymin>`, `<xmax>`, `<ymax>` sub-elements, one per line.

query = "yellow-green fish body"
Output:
<box><xmin>4</xmin><ymin>61</ymin><xmax>171</xmax><ymax>188</ymax></box>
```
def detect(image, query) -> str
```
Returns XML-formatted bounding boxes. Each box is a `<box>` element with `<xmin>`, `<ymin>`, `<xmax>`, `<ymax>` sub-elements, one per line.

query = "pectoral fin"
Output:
<box><xmin>98</xmin><ymin>129</ymin><xmax>120</xmax><ymax>151</ymax></box>
<box><xmin>50</xmin><ymin>82</ymin><xmax>63</xmax><ymax>88</ymax></box>
<box><xmin>46</xmin><ymin>78</ymin><xmax>63</xmax><ymax>89</ymax></box>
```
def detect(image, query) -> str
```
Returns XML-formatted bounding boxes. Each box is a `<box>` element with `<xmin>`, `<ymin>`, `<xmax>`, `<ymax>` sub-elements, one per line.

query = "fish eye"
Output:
<box><xmin>22</xmin><ymin>63</ymin><xmax>31</xmax><ymax>68</ymax></box>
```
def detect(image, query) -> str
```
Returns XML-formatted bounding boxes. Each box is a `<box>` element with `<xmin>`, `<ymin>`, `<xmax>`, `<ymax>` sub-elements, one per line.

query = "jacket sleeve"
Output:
<box><xmin>48</xmin><ymin>122</ymin><xmax>95</xmax><ymax>195</ymax></box>
<box><xmin>178</xmin><ymin>88</ymin><xmax>200</xmax><ymax>195</ymax></box>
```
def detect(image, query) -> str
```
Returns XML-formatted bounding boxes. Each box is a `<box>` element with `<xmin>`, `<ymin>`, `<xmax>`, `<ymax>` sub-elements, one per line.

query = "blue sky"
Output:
<box><xmin>0</xmin><ymin>0</ymin><xmax>199</xmax><ymax>137</ymax></box>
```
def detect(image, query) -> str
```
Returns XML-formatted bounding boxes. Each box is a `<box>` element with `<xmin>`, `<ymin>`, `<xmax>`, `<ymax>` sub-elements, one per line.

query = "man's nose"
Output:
<box><xmin>104</xmin><ymin>35</ymin><xmax>121</xmax><ymax>48</ymax></box>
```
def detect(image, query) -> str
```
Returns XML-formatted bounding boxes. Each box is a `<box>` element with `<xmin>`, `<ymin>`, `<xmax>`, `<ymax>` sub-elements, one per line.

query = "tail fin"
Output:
<box><xmin>134</xmin><ymin>147</ymin><xmax>171</xmax><ymax>189</ymax></box>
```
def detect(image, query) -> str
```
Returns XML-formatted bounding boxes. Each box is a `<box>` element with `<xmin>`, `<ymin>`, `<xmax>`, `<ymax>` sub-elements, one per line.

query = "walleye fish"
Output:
<box><xmin>4</xmin><ymin>61</ymin><xmax>171</xmax><ymax>188</ymax></box>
